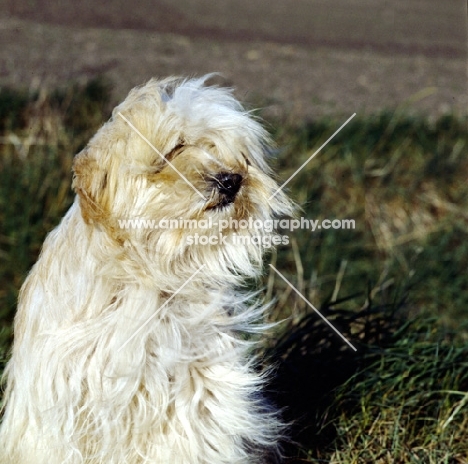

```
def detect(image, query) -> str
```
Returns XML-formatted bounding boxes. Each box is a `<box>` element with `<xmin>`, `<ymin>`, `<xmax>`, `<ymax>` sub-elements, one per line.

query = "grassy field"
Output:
<box><xmin>0</xmin><ymin>79</ymin><xmax>467</xmax><ymax>463</ymax></box>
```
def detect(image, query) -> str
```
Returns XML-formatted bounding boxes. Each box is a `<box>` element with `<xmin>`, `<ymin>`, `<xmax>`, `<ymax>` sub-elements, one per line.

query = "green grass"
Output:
<box><xmin>0</xmin><ymin>80</ymin><xmax>467</xmax><ymax>462</ymax></box>
<box><xmin>329</xmin><ymin>319</ymin><xmax>468</xmax><ymax>463</ymax></box>
<box><xmin>264</xmin><ymin>111</ymin><xmax>468</xmax><ymax>462</ymax></box>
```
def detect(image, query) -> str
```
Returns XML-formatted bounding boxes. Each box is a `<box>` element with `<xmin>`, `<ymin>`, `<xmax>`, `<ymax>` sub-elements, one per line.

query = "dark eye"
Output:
<box><xmin>241</xmin><ymin>152</ymin><xmax>251</xmax><ymax>166</ymax></box>
<box><xmin>164</xmin><ymin>142</ymin><xmax>185</xmax><ymax>163</ymax></box>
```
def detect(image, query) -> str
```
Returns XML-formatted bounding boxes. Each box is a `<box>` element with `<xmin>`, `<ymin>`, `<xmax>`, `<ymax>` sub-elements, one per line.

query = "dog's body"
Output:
<box><xmin>0</xmin><ymin>77</ymin><xmax>293</xmax><ymax>463</ymax></box>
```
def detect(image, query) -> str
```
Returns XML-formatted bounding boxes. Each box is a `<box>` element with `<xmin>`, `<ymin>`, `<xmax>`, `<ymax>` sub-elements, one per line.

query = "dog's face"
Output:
<box><xmin>73</xmin><ymin>77</ymin><xmax>294</xmax><ymax>284</ymax></box>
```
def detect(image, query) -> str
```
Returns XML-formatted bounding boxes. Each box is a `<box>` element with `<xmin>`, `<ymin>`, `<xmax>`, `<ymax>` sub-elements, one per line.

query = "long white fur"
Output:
<box><xmin>0</xmin><ymin>76</ymin><xmax>293</xmax><ymax>463</ymax></box>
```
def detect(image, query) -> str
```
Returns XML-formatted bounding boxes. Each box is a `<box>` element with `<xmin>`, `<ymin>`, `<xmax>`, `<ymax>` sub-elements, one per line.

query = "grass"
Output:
<box><xmin>329</xmin><ymin>319</ymin><xmax>468</xmax><ymax>463</ymax></box>
<box><xmin>0</xmin><ymin>79</ymin><xmax>467</xmax><ymax>462</ymax></box>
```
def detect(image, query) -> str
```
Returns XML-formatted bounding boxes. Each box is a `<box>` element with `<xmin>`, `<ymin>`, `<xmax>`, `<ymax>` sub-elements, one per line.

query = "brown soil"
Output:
<box><xmin>0</xmin><ymin>0</ymin><xmax>466</xmax><ymax>121</ymax></box>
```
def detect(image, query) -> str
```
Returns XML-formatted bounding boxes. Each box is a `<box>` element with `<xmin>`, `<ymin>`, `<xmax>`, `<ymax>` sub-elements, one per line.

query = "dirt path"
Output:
<box><xmin>0</xmin><ymin>0</ymin><xmax>466</xmax><ymax>121</ymax></box>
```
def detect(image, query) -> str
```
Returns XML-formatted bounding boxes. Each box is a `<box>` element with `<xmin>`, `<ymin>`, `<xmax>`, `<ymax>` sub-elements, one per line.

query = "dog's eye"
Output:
<box><xmin>241</xmin><ymin>152</ymin><xmax>251</xmax><ymax>166</ymax></box>
<box><xmin>164</xmin><ymin>142</ymin><xmax>185</xmax><ymax>163</ymax></box>
<box><xmin>149</xmin><ymin>142</ymin><xmax>185</xmax><ymax>174</ymax></box>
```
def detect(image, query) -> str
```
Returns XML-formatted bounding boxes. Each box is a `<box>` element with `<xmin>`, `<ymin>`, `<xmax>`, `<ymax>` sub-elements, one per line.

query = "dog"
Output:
<box><xmin>0</xmin><ymin>76</ymin><xmax>294</xmax><ymax>463</ymax></box>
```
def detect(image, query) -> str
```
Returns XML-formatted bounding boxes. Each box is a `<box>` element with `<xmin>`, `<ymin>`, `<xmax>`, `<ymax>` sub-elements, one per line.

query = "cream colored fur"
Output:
<box><xmin>0</xmin><ymin>76</ymin><xmax>293</xmax><ymax>463</ymax></box>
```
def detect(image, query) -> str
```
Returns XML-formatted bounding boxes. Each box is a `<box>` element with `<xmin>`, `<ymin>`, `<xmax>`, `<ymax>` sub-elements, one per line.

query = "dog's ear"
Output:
<box><xmin>72</xmin><ymin>148</ymin><xmax>109</xmax><ymax>225</ymax></box>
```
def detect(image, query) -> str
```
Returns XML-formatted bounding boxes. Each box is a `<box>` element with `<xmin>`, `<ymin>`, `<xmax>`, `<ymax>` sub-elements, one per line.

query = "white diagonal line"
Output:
<box><xmin>269</xmin><ymin>113</ymin><xmax>356</xmax><ymax>200</ymax></box>
<box><xmin>118</xmin><ymin>265</ymin><xmax>206</xmax><ymax>352</ymax></box>
<box><xmin>269</xmin><ymin>264</ymin><xmax>357</xmax><ymax>351</ymax></box>
<box><xmin>118</xmin><ymin>112</ymin><xmax>207</xmax><ymax>200</ymax></box>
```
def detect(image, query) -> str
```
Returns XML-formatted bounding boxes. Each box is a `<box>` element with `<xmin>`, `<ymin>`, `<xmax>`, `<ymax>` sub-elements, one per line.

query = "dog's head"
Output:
<box><xmin>73</xmin><ymin>76</ymin><xmax>294</xmax><ymax>285</ymax></box>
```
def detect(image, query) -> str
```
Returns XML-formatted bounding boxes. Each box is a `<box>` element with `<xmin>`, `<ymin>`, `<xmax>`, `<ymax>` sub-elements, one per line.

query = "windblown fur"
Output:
<box><xmin>0</xmin><ymin>76</ymin><xmax>294</xmax><ymax>463</ymax></box>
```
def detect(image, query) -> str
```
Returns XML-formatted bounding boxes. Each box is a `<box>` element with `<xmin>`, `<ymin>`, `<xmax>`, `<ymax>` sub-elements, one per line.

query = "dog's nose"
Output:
<box><xmin>215</xmin><ymin>172</ymin><xmax>243</xmax><ymax>204</ymax></box>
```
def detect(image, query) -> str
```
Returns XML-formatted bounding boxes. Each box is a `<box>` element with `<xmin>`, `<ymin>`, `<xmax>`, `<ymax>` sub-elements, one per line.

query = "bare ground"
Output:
<box><xmin>0</xmin><ymin>0</ymin><xmax>466</xmax><ymax>122</ymax></box>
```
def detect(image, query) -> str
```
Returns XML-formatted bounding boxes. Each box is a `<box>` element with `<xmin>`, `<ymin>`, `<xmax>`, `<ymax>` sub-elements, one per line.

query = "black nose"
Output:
<box><xmin>215</xmin><ymin>172</ymin><xmax>243</xmax><ymax>205</ymax></box>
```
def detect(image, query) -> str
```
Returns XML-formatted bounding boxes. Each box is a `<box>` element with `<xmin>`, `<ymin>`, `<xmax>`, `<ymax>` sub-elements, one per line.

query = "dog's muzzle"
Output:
<box><xmin>214</xmin><ymin>172</ymin><xmax>243</xmax><ymax>207</ymax></box>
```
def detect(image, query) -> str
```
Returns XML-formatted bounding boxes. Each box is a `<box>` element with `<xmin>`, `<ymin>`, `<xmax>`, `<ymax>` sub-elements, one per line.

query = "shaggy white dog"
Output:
<box><xmin>0</xmin><ymin>76</ymin><xmax>293</xmax><ymax>463</ymax></box>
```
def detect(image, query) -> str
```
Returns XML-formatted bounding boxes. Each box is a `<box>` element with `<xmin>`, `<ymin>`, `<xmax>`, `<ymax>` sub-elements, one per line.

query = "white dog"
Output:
<box><xmin>0</xmin><ymin>76</ymin><xmax>293</xmax><ymax>463</ymax></box>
